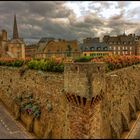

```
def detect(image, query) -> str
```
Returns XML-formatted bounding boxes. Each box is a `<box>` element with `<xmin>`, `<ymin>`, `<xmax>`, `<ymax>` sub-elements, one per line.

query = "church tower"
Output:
<box><xmin>13</xmin><ymin>15</ymin><xmax>19</xmax><ymax>39</ymax></box>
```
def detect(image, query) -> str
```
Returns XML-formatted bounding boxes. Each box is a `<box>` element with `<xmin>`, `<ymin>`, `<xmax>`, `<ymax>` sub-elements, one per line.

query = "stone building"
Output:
<box><xmin>81</xmin><ymin>37</ymin><xmax>112</xmax><ymax>57</ymax></box>
<box><xmin>35</xmin><ymin>38</ymin><xmax>81</xmax><ymax>59</ymax></box>
<box><xmin>103</xmin><ymin>33</ymin><xmax>137</xmax><ymax>55</ymax></box>
<box><xmin>25</xmin><ymin>44</ymin><xmax>38</xmax><ymax>58</ymax></box>
<box><xmin>7</xmin><ymin>15</ymin><xmax>25</xmax><ymax>59</ymax></box>
<box><xmin>136</xmin><ymin>41</ymin><xmax>140</xmax><ymax>55</ymax></box>
<box><xmin>0</xmin><ymin>15</ymin><xmax>25</xmax><ymax>59</ymax></box>
<box><xmin>83</xmin><ymin>37</ymin><xmax>100</xmax><ymax>44</ymax></box>
<box><xmin>0</xmin><ymin>29</ymin><xmax>8</xmax><ymax>57</ymax></box>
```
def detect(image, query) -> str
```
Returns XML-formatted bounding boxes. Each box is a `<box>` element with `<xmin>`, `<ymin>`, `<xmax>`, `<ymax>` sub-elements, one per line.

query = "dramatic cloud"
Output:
<box><xmin>0</xmin><ymin>1</ymin><xmax>140</xmax><ymax>42</ymax></box>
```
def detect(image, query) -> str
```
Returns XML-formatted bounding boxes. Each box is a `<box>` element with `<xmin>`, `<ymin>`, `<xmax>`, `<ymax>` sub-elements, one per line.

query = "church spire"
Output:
<box><xmin>13</xmin><ymin>14</ymin><xmax>19</xmax><ymax>39</ymax></box>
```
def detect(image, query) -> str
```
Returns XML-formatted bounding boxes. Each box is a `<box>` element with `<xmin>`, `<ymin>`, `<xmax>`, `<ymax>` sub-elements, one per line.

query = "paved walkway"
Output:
<box><xmin>0</xmin><ymin>101</ymin><xmax>35</xmax><ymax>139</ymax></box>
<box><xmin>126</xmin><ymin>112</ymin><xmax>140</xmax><ymax>139</ymax></box>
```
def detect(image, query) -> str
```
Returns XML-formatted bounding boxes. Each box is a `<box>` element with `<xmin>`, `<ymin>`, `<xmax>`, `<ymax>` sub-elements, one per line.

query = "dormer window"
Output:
<box><xmin>90</xmin><ymin>47</ymin><xmax>95</xmax><ymax>51</ymax></box>
<box><xmin>85</xmin><ymin>47</ymin><xmax>88</xmax><ymax>51</ymax></box>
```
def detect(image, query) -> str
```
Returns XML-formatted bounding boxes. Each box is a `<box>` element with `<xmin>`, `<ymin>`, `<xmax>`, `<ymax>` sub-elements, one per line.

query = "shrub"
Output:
<box><xmin>27</xmin><ymin>59</ymin><xmax>64</xmax><ymax>73</ymax></box>
<box><xmin>74</xmin><ymin>56</ymin><xmax>94</xmax><ymax>62</ymax></box>
<box><xmin>91</xmin><ymin>55</ymin><xmax>140</xmax><ymax>71</ymax></box>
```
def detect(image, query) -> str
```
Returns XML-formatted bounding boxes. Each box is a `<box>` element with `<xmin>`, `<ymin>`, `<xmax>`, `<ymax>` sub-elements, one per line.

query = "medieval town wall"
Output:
<box><xmin>0</xmin><ymin>63</ymin><xmax>139</xmax><ymax>138</ymax></box>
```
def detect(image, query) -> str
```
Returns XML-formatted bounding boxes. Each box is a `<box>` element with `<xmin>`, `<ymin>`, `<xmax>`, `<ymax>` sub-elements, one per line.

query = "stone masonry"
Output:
<box><xmin>0</xmin><ymin>63</ymin><xmax>139</xmax><ymax>138</ymax></box>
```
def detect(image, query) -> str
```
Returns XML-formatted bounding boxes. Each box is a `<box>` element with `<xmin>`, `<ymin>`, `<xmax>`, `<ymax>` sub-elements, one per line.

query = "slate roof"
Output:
<box><xmin>81</xmin><ymin>42</ymin><xmax>110</xmax><ymax>51</ymax></box>
<box><xmin>38</xmin><ymin>37</ymin><xmax>55</xmax><ymax>43</ymax></box>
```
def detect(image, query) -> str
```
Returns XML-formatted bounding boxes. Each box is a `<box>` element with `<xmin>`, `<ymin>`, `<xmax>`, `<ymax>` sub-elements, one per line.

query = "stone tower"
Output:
<box><xmin>63</xmin><ymin>62</ymin><xmax>110</xmax><ymax>139</ymax></box>
<box><xmin>13</xmin><ymin>15</ymin><xmax>19</xmax><ymax>39</ymax></box>
<box><xmin>2</xmin><ymin>29</ymin><xmax>7</xmax><ymax>41</ymax></box>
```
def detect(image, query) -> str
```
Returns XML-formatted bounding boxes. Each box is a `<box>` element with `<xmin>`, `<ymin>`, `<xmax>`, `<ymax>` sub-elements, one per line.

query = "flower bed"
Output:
<box><xmin>1</xmin><ymin>55</ymin><xmax>140</xmax><ymax>72</ymax></box>
<box><xmin>0</xmin><ymin>58</ymin><xmax>31</xmax><ymax>67</ymax></box>
<box><xmin>91</xmin><ymin>55</ymin><xmax>140</xmax><ymax>71</ymax></box>
<box><xmin>27</xmin><ymin>58</ymin><xmax>64</xmax><ymax>73</ymax></box>
<box><xmin>0</xmin><ymin>57</ymin><xmax>64</xmax><ymax>73</ymax></box>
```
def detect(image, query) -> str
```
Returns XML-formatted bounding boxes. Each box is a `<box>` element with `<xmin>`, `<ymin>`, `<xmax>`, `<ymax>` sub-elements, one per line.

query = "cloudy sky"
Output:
<box><xmin>0</xmin><ymin>1</ymin><xmax>140</xmax><ymax>42</ymax></box>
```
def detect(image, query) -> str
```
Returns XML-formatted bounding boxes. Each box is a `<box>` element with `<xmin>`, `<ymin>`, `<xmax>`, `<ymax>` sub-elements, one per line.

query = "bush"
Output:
<box><xmin>91</xmin><ymin>55</ymin><xmax>140</xmax><ymax>71</ymax></box>
<box><xmin>27</xmin><ymin>59</ymin><xmax>64</xmax><ymax>73</ymax></box>
<box><xmin>0</xmin><ymin>58</ymin><xmax>64</xmax><ymax>73</ymax></box>
<box><xmin>74</xmin><ymin>56</ymin><xmax>94</xmax><ymax>62</ymax></box>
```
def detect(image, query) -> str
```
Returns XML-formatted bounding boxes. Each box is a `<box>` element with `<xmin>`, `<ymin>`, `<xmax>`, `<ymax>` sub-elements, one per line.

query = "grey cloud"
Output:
<box><xmin>0</xmin><ymin>1</ymin><xmax>140</xmax><ymax>42</ymax></box>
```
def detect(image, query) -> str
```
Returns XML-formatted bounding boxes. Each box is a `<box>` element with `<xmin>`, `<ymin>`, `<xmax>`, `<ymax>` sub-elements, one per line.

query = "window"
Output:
<box><xmin>118</xmin><ymin>51</ymin><xmax>120</xmax><ymax>55</ymax></box>
<box><xmin>130</xmin><ymin>47</ymin><xmax>132</xmax><ymax>50</ymax></box>
<box><xmin>118</xmin><ymin>47</ymin><xmax>120</xmax><ymax>50</ymax></box>
<box><xmin>114</xmin><ymin>46</ymin><xmax>116</xmax><ymax>50</ymax></box>
<box><xmin>91</xmin><ymin>47</ymin><xmax>95</xmax><ymax>51</ymax></box>
<box><xmin>85</xmin><ymin>47</ymin><xmax>88</xmax><ymax>51</ymax></box>
<box><xmin>123</xmin><ymin>47</ymin><xmax>124</xmax><ymax>50</ymax></box>
<box><xmin>48</xmin><ymin>50</ymin><xmax>50</xmax><ymax>53</ymax></box>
